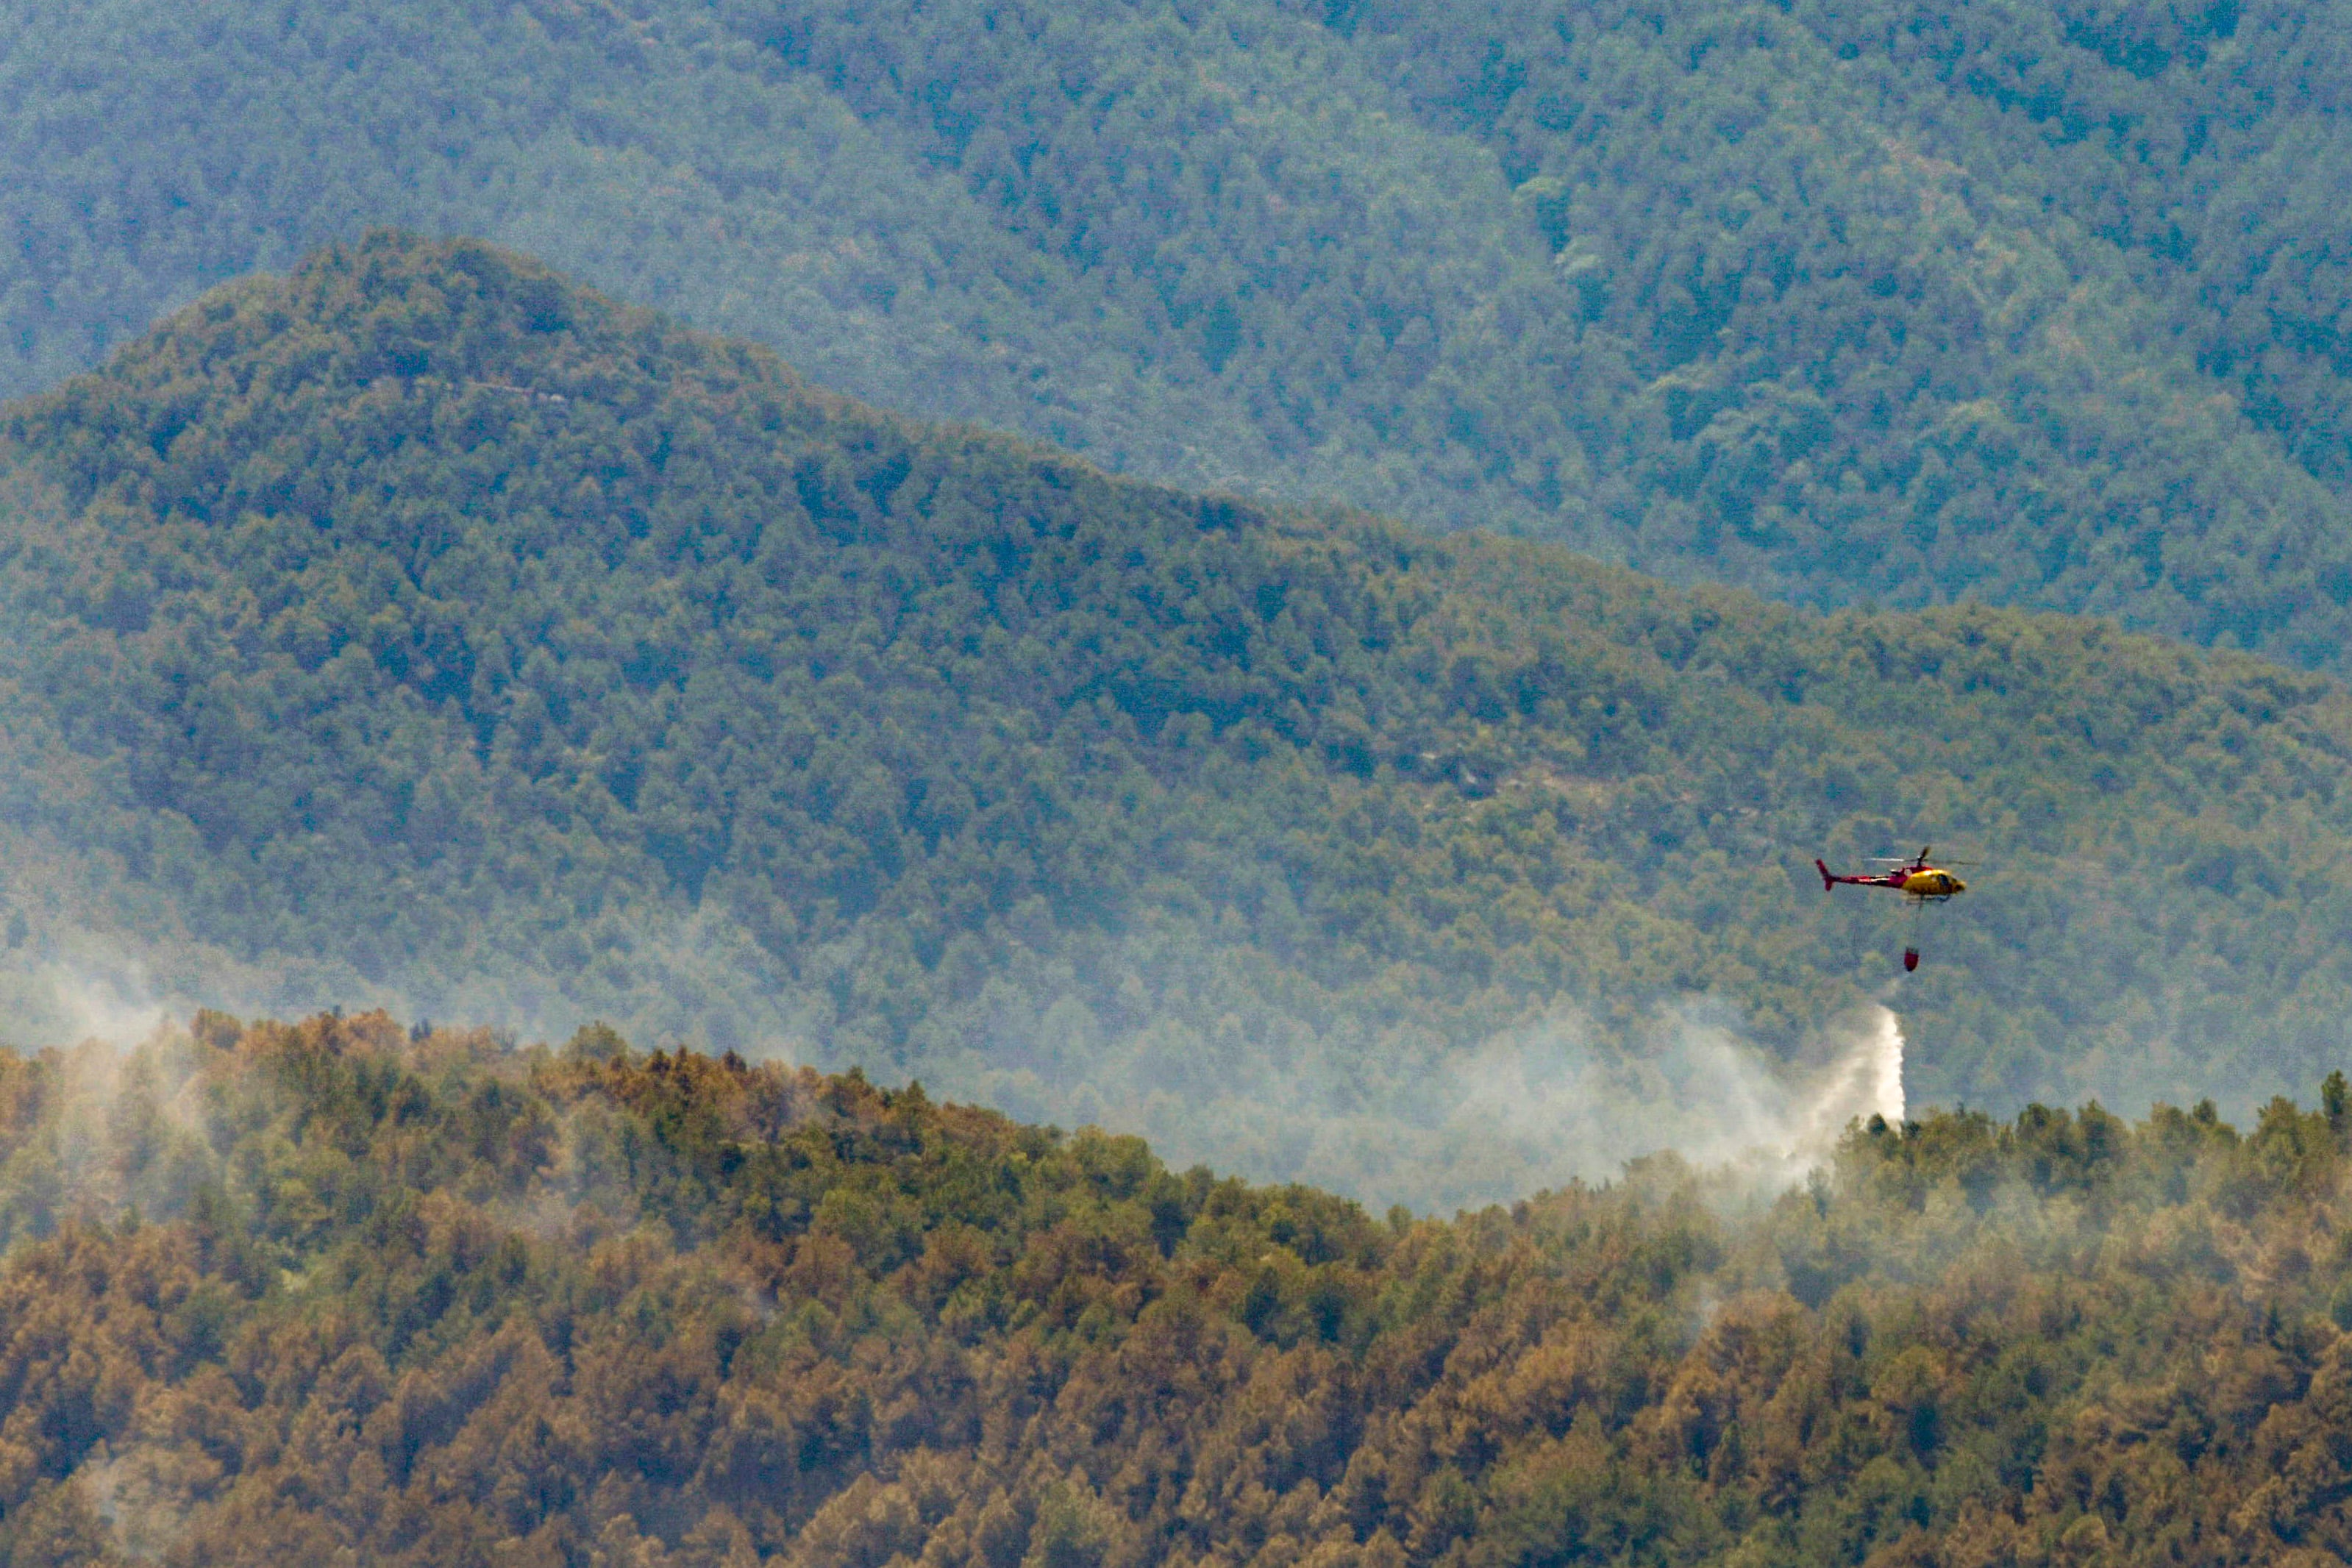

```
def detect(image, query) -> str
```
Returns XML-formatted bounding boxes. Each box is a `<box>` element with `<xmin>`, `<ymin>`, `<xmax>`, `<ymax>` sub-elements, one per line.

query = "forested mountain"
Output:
<box><xmin>7</xmin><ymin>1011</ymin><xmax>2352</xmax><ymax>1566</ymax></box>
<box><xmin>8</xmin><ymin>0</ymin><xmax>2352</xmax><ymax>662</ymax></box>
<box><xmin>1</xmin><ymin>235</ymin><xmax>2349</xmax><ymax>1203</ymax></box>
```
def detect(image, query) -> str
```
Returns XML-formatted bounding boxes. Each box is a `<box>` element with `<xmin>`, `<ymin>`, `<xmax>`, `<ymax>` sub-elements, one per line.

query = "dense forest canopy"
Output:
<box><xmin>6</xmin><ymin>0</ymin><xmax>2352</xmax><ymax>659</ymax></box>
<box><xmin>1</xmin><ymin>235</ymin><xmax>2349</xmax><ymax>1203</ymax></box>
<box><xmin>6</xmin><ymin>1011</ymin><xmax>2352</xmax><ymax>1566</ymax></box>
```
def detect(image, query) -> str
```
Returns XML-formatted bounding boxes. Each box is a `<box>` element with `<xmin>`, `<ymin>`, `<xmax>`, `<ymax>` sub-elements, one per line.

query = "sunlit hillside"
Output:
<box><xmin>4</xmin><ymin>1012</ymin><xmax>2351</xmax><ymax>1567</ymax></box>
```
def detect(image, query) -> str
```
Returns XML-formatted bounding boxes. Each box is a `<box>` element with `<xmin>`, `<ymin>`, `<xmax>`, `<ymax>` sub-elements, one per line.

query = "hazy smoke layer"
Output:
<box><xmin>0</xmin><ymin>918</ymin><xmax>1907</xmax><ymax>1214</ymax></box>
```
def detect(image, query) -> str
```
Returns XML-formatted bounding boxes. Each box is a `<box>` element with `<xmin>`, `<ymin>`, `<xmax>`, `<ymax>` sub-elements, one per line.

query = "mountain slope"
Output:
<box><xmin>7</xmin><ymin>0</ymin><xmax>2352</xmax><ymax>661</ymax></box>
<box><xmin>1</xmin><ymin>235</ymin><xmax>2350</xmax><ymax>1202</ymax></box>
<box><xmin>6</xmin><ymin>1013</ymin><xmax>2352</xmax><ymax>1566</ymax></box>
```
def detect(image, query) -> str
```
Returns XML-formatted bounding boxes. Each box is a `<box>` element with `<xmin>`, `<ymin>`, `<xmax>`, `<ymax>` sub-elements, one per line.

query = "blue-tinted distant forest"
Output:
<box><xmin>8</xmin><ymin>0</ymin><xmax>2352</xmax><ymax>658</ymax></box>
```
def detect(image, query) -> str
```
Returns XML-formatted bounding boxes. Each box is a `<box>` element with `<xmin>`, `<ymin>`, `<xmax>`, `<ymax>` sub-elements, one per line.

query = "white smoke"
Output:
<box><xmin>1119</xmin><ymin>1001</ymin><xmax>1912</xmax><ymax>1214</ymax></box>
<box><xmin>1322</xmin><ymin>1002</ymin><xmax>1910</xmax><ymax>1211</ymax></box>
<box><xmin>1780</xmin><ymin>1002</ymin><xmax>1905</xmax><ymax>1161</ymax></box>
<box><xmin>0</xmin><ymin>949</ymin><xmax>171</xmax><ymax>1057</ymax></box>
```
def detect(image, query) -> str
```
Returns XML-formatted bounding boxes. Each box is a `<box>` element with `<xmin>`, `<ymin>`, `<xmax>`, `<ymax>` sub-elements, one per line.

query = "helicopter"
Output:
<box><xmin>1814</xmin><ymin>847</ymin><xmax>1968</xmax><ymax>971</ymax></box>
